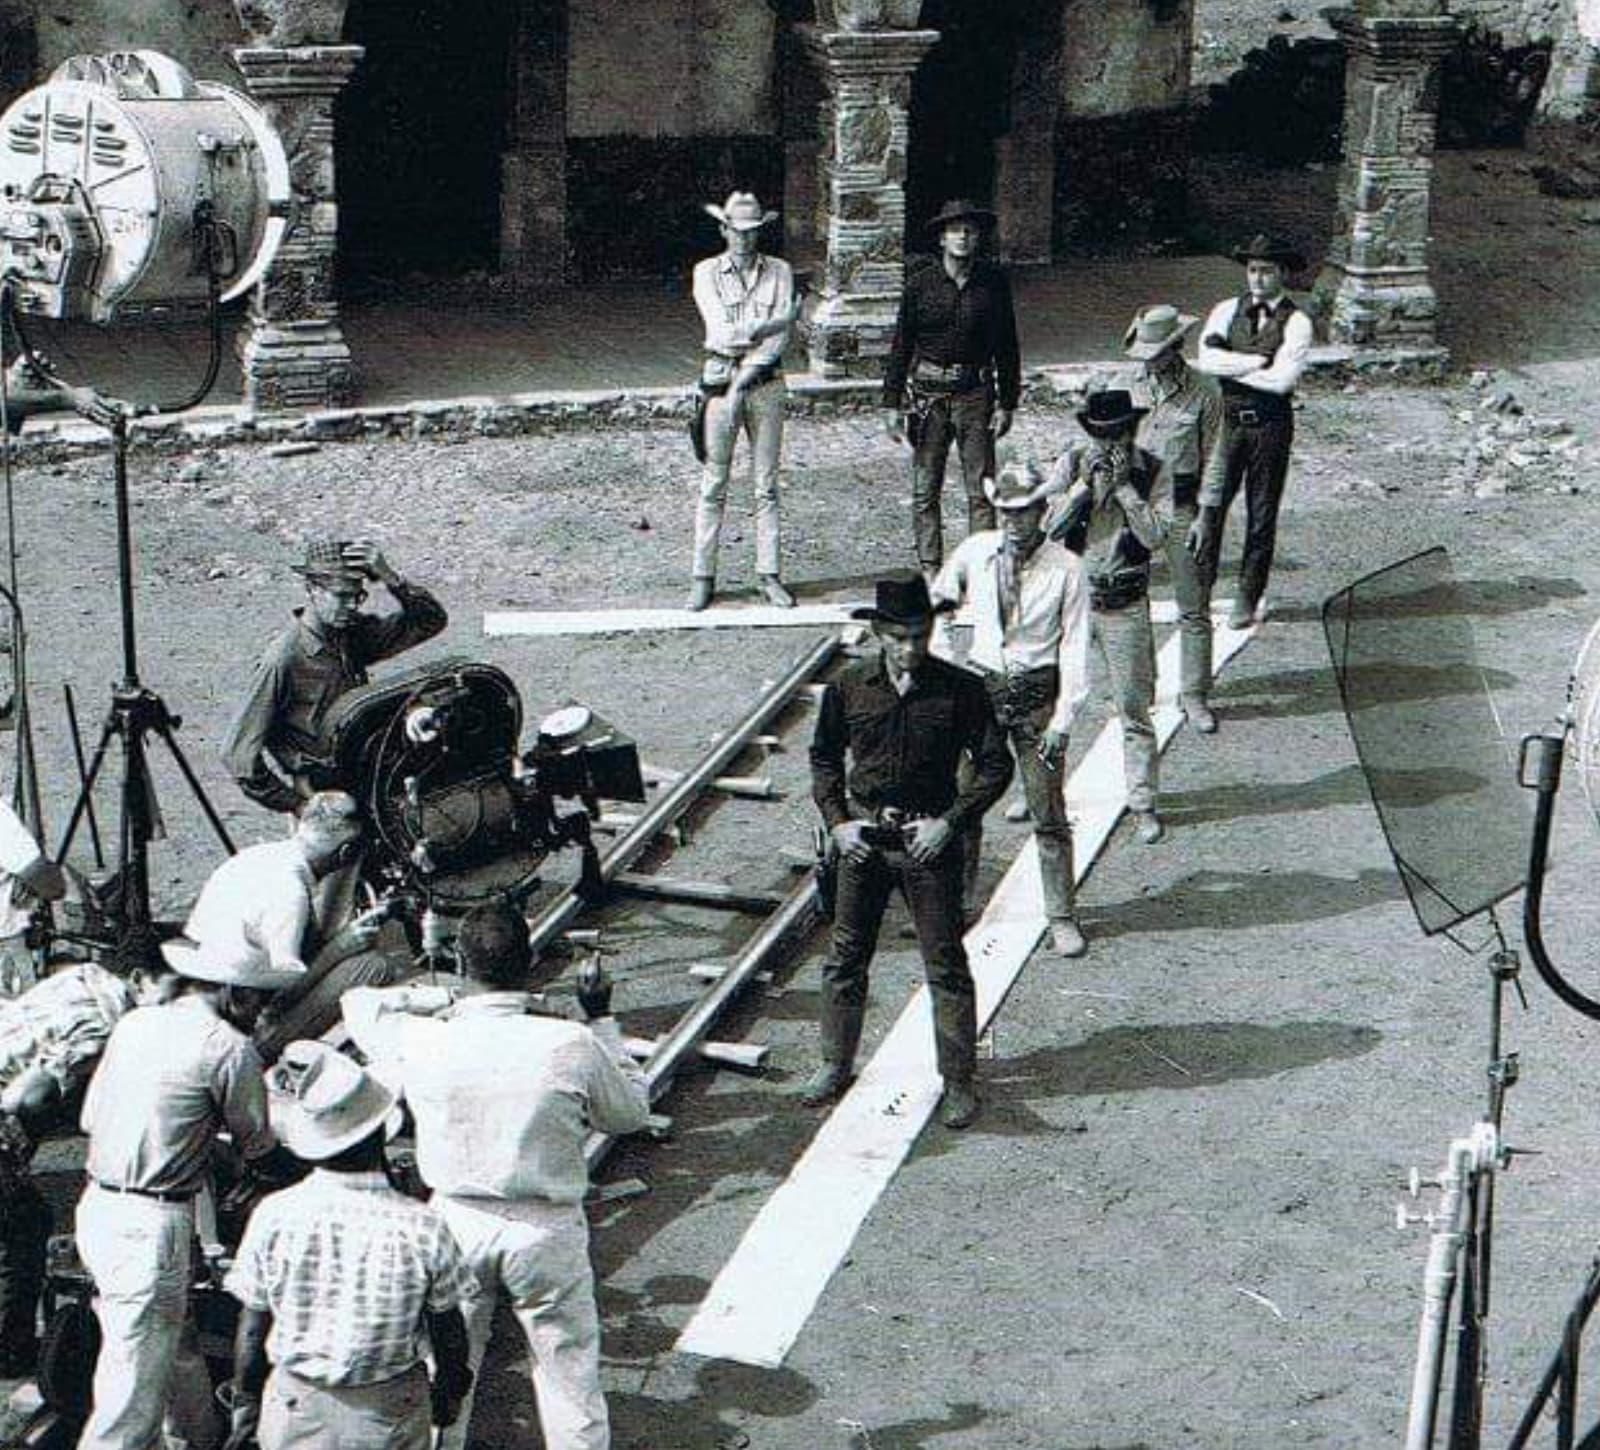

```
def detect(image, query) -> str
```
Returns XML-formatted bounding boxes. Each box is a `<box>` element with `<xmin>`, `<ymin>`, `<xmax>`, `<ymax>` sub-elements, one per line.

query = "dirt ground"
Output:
<box><xmin>9</xmin><ymin>328</ymin><xmax>1600</xmax><ymax>1450</ymax></box>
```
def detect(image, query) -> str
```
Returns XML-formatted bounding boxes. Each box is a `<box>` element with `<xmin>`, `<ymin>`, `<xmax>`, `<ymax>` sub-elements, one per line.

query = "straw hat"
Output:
<box><xmin>267</xmin><ymin>1041</ymin><xmax>398</xmax><ymax>1162</ymax></box>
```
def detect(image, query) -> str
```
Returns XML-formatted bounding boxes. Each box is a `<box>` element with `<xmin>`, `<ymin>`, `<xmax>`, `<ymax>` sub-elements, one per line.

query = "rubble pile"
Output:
<box><xmin>1435</xmin><ymin>371</ymin><xmax>1584</xmax><ymax>499</ymax></box>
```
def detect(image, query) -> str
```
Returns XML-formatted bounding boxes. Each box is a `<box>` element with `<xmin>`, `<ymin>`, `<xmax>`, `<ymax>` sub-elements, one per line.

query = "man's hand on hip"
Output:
<box><xmin>906</xmin><ymin>816</ymin><xmax>954</xmax><ymax>864</ymax></box>
<box><xmin>831</xmin><ymin>820</ymin><xmax>874</xmax><ymax>864</ymax></box>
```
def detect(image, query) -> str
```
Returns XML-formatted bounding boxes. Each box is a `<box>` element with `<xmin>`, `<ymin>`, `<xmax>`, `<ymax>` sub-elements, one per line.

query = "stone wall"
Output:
<box><xmin>35</xmin><ymin>0</ymin><xmax>243</xmax><ymax>81</ymax></box>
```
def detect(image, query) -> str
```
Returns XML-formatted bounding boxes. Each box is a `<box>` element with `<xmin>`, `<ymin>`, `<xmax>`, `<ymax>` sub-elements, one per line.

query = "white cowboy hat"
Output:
<box><xmin>704</xmin><ymin>191</ymin><xmax>778</xmax><ymax>232</ymax></box>
<box><xmin>1122</xmin><ymin>304</ymin><xmax>1199</xmax><ymax>360</ymax></box>
<box><xmin>160</xmin><ymin>936</ymin><xmax>306</xmax><ymax>993</ymax></box>
<box><xmin>267</xmin><ymin>1041</ymin><xmax>399</xmax><ymax>1162</ymax></box>
<box><xmin>982</xmin><ymin>458</ymin><xmax>1053</xmax><ymax>511</ymax></box>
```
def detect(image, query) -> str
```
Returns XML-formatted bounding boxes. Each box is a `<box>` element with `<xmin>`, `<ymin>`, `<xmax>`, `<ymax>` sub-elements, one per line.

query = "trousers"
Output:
<box><xmin>1211</xmin><ymin>406</ymin><xmax>1294</xmax><ymax>611</ymax></box>
<box><xmin>74</xmin><ymin>1185</ymin><xmax>220</xmax><ymax>1450</ymax></box>
<box><xmin>1164</xmin><ymin>502</ymin><xmax>1213</xmax><ymax>703</ymax></box>
<box><xmin>255</xmin><ymin>948</ymin><xmax>404</xmax><ymax>1063</ymax></box>
<box><xmin>435</xmin><ymin>1196</ymin><xmax>607</xmax><ymax>1450</ymax></box>
<box><xmin>1090</xmin><ymin>600</ymin><xmax>1158</xmax><ymax>812</ymax></box>
<box><xmin>911</xmin><ymin>387</ymin><xmax>995</xmax><ymax>571</ymax></box>
<box><xmin>820</xmin><ymin>844</ymin><xmax>976</xmax><ymax>1083</ymax></box>
<box><xmin>0</xmin><ymin>1176</ymin><xmax>48</xmax><ymax>1361</ymax></box>
<box><xmin>960</xmin><ymin>671</ymin><xmax>1075</xmax><ymax>924</ymax></box>
<box><xmin>693</xmin><ymin>376</ymin><xmax>785</xmax><ymax>579</ymax></box>
<box><xmin>260</xmin><ymin>1364</ymin><xmax>431</xmax><ymax>1450</ymax></box>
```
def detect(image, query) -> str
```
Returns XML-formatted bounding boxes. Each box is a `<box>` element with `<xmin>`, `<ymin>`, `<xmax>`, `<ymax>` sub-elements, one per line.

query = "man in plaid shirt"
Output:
<box><xmin>223</xmin><ymin>1041</ymin><xmax>476</xmax><ymax>1450</ymax></box>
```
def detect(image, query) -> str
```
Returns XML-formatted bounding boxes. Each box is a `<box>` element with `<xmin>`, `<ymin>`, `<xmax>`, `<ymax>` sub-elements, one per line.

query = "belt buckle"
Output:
<box><xmin>1237</xmin><ymin>408</ymin><xmax>1261</xmax><ymax>427</ymax></box>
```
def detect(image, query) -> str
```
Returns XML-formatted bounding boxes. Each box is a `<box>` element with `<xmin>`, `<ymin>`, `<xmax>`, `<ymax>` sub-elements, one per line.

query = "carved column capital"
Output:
<box><xmin>231</xmin><ymin>44</ymin><xmax>365</xmax><ymax>98</ymax></box>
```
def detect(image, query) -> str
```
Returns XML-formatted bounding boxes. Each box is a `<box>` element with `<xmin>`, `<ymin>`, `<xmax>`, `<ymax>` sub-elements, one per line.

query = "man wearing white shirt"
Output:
<box><xmin>687</xmin><ymin>191</ymin><xmax>798</xmax><ymax>612</ymax></box>
<box><xmin>0</xmin><ymin>799</ymin><xmax>65</xmax><ymax>998</ymax></box>
<box><xmin>1195</xmin><ymin>234</ymin><xmax>1314</xmax><ymax>628</ymax></box>
<box><xmin>934</xmin><ymin>458</ymin><xmax>1091</xmax><ymax>958</ymax></box>
<box><xmin>342</xmin><ymin>900</ymin><xmax>650</xmax><ymax>1450</ymax></box>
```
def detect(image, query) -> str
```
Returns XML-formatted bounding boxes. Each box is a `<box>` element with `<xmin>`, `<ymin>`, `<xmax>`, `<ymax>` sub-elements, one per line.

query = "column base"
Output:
<box><xmin>238</xmin><ymin>318</ymin><xmax>356</xmax><ymax>412</ymax></box>
<box><xmin>1312</xmin><ymin>261</ymin><xmax>1439</xmax><ymax>348</ymax></box>
<box><xmin>805</xmin><ymin>290</ymin><xmax>901</xmax><ymax>377</ymax></box>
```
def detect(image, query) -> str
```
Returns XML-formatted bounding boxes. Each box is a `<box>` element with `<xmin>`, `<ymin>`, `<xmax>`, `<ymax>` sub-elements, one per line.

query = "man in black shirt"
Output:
<box><xmin>806</xmin><ymin>572</ymin><xmax>1013</xmax><ymax>1128</ymax></box>
<box><xmin>883</xmin><ymin>199</ymin><xmax>1022</xmax><ymax>578</ymax></box>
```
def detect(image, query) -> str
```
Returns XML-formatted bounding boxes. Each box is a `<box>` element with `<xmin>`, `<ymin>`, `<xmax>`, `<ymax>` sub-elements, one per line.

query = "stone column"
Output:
<box><xmin>232</xmin><ymin>45</ymin><xmax>364</xmax><ymax>411</ymax></box>
<box><xmin>805</xmin><ymin>27</ymin><xmax>938</xmax><ymax>378</ymax></box>
<box><xmin>500</xmin><ymin>0</ymin><xmax>568</xmax><ymax>285</ymax></box>
<box><xmin>1530</xmin><ymin>0</ymin><xmax>1600</xmax><ymax>150</ymax></box>
<box><xmin>1313</xmin><ymin>3</ymin><xmax>1458</xmax><ymax>349</ymax></box>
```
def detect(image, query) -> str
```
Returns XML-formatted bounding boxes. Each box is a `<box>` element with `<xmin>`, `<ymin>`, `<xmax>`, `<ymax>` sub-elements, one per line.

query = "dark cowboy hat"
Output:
<box><xmin>850</xmin><ymin>571</ymin><xmax>955</xmax><ymax>626</ymax></box>
<box><xmin>1231</xmin><ymin>233</ymin><xmax>1306</xmax><ymax>271</ymax></box>
<box><xmin>926</xmin><ymin>198</ymin><xmax>997</xmax><ymax>233</ymax></box>
<box><xmin>1076</xmin><ymin>387</ymin><xmax>1147</xmax><ymax>439</ymax></box>
<box><xmin>290</xmin><ymin>538</ymin><xmax>365</xmax><ymax>584</ymax></box>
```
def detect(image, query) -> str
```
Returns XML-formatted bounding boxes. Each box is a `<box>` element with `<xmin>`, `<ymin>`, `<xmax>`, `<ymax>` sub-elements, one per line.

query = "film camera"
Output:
<box><xmin>301</xmin><ymin>658</ymin><xmax>645</xmax><ymax>912</ymax></box>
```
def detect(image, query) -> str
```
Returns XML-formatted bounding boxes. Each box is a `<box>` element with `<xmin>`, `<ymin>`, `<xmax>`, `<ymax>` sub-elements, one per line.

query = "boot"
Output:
<box><xmin>1049</xmin><ymin>919</ymin><xmax>1088</xmax><ymax>959</ymax></box>
<box><xmin>686</xmin><ymin>576</ymin><xmax>714</xmax><ymax>612</ymax></box>
<box><xmin>1181</xmin><ymin>696</ymin><xmax>1218</xmax><ymax>734</ymax></box>
<box><xmin>799</xmin><ymin>1062</ymin><xmax>852</xmax><ymax>1106</ymax></box>
<box><xmin>758</xmin><ymin>574</ymin><xmax>796</xmax><ymax>609</ymax></box>
<box><xmin>1133</xmin><ymin>810</ymin><xmax>1164</xmax><ymax>845</ymax></box>
<box><xmin>939</xmin><ymin>1078</ymin><xmax>980</xmax><ymax>1129</ymax></box>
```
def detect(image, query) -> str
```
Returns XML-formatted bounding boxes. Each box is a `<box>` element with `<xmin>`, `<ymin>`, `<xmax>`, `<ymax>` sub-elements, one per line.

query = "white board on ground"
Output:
<box><xmin>675</xmin><ymin>610</ymin><xmax>1258</xmax><ymax>1368</ymax></box>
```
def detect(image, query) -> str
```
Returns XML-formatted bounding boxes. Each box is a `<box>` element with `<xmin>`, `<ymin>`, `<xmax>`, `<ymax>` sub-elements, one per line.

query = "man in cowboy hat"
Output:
<box><xmin>687</xmin><ymin>190</ymin><xmax>800</xmax><ymax>612</ymax></box>
<box><xmin>221</xmin><ymin>1041</ymin><xmax>476</xmax><ymax>1450</ymax></box>
<box><xmin>1125</xmin><ymin>303</ymin><xmax>1228</xmax><ymax>733</ymax></box>
<box><xmin>883</xmin><ymin>199</ymin><xmax>1022</xmax><ymax>578</ymax></box>
<box><xmin>74</xmin><ymin>924</ymin><xmax>301</xmax><ymax>1450</ymax></box>
<box><xmin>0</xmin><ymin>938</ymin><xmax>180</xmax><ymax>1379</ymax></box>
<box><xmin>805</xmin><ymin>571</ymin><xmax>1013</xmax><ymax>1127</ymax></box>
<box><xmin>341</xmin><ymin>899</ymin><xmax>649</xmax><ymax>1450</ymax></box>
<box><xmin>932</xmin><ymin>457</ymin><xmax>1091</xmax><ymax>958</ymax></box>
<box><xmin>171</xmin><ymin>790</ymin><xmax>403</xmax><ymax>1062</ymax></box>
<box><xmin>1045</xmin><ymin>387</ymin><xmax>1168</xmax><ymax>845</ymax></box>
<box><xmin>1195</xmin><ymin>233</ymin><xmax>1315</xmax><ymax>628</ymax></box>
<box><xmin>225</xmin><ymin>538</ymin><xmax>447</xmax><ymax>813</ymax></box>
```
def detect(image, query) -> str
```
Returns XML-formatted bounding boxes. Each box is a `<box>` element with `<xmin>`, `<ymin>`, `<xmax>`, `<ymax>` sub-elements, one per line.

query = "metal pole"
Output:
<box><xmin>110</xmin><ymin>412</ymin><xmax>139</xmax><ymax>689</ymax></box>
<box><xmin>525</xmin><ymin>633</ymin><xmax>839</xmax><ymax>959</ymax></box>
<box><xmin>585</xmin><ymin>873</ymin><xmax>821</xmax><ymax>1170</ymax></box>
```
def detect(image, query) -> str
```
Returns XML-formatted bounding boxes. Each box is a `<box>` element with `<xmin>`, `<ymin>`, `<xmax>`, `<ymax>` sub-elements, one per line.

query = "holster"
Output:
<box><xmin>812</xmin><ymin>824</ymin><xmax>838</xmax><ymax>922</ymax></box>
<box><xmin>689</xmin><ymin>378</ymin><xmax>729</xmax><ymax>465</ymax></box>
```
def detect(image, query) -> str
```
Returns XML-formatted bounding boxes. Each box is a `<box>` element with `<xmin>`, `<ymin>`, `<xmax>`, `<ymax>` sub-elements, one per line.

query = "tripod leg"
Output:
<box><xmin>149</xmin><ymin>717</ymin><xmax>235</xmax><ymax>856</ymax></box>
<box><xmin>63</xmin><ymin>683</ymin><xmax>105</xmax><ymax>870</ymax></box>
<box><xmin>53</xmin><ymin>711</ymin><xmax>116</xmax><ymax>863</ymax></box>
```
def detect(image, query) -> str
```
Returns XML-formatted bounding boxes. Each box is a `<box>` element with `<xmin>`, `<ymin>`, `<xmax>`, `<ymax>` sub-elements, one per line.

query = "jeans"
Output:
<box><xmin>820</xmin><ymin>844</ymin><xmax>976</xmax><ymax>1083</ymax></box>
<box><xmin>260</xmin><ymin>1364</ymin><xmax>431</xmax><ymax>1450</ymax></box>
<box><xmin>435</xmin><ymin>1196</ymin><xmax>607</xmax><ymax>1450</ymax></box>
<box><xmin>75</xmin><ymin>1185</ymin><xmax>219</xmax><ymax>1450</ymax></box>
<box><xmin>1091</xmin><ymin>600</ymin><xmax>1158</xmax><ymax>812</ymax></box>
<box><xmin>961</xmin><ymin>671</ymin><xmax>1075</xmax><ymax>924</ymax></box>
<box><xmin>0</xmin><ymin>1176</ymin><xmax>48</xmax><ymax>1362</ymax></box>
<box><xmin>1211</xmin><ymin>408</ymin><xmax>1294</xmax><ymax>611</ymax></box>
<box><xmin>1165</xmin><ymin>503</ymin><xmax>1213</xmax><ymax>703</ymax></box>
<box><xmin>693</xmin><ymin>376</ymin><xmax>785</xmax><ymax>579</ymax></box>
<box><xmin>911</xmin><ymin>387</ymin><xmax>995</xmax><ymax>570</ymax></box>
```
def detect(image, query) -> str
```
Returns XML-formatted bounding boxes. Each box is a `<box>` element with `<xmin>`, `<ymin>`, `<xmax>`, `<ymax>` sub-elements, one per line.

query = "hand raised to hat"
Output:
<box><xmin>341</xmin><ymin>539</ymin><xmax>401</xmax><ymax>589</ymax></box>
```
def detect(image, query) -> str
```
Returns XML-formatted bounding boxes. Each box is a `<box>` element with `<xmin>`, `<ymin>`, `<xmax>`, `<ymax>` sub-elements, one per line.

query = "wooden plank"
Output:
<box><xmin>612</xmin><ymin>872</ymin><xmax>786</xmax><ymax>914</ymax></box>
<box><xmin>675</xmin><ymin>612</ymin><xmax>1258</xmax><ymax>1367</ymax></box>
<box><xmin>688</xmin><ymin>962</ymin><xmax>774</xmax><ymax>986</ymax></box>
<box><xmin>624</xmin><ymin>1035</ymin><xmax>770</xmax><ymax>1071</ymax></box>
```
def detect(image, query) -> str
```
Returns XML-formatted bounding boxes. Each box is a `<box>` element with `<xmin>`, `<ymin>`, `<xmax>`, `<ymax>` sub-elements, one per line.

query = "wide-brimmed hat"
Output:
<box><xmin>927</xmin><ymin>198</ymin><xmax>996</xmax><ymax>233</ymax></box>
<box><xmin>850</xmin><ymin>571</ymin><xmax>954</xmax><ymax>626</ymax></box>
<box><xmin>1076</xmin><ymin>388</ymin><xmax>1147</xmax><ymax>439</ymax></box>
<box><xmin>159</xmin><ymin>935</ymin><xmax>306</xmax><ymax>993</ymax></box>
<box><xmin>705</xmin><ymin>191</ymin><xmax>777</xmax><ymax>232</ymax></box>
<box><xmin>1122</xmin><ymin>304</ymin><xmax>1198</xmax><ymax>360</ymax></box>
<box><xmin>1231</xmin><ymin>233</ymin><xmax>1306</xmax><ymax>271</ymax></box>
<box><xmin>290</xmin><ymin>539</ymin><xmax>365</xmax><ymax>585</ymax></box>
<box><xmin>267</xmin><ymin>1041</ymin><xmax>397</xmax><ymax>1162</ymax></box>
<box><xmin>983</xmin><ymin>458</ymin><xmax>1051</xmax><ymax>512</ymax></box>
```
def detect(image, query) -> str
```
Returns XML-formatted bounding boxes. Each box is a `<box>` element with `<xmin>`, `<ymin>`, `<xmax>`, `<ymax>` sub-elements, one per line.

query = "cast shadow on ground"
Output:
<box><xmin>839</xmin><ymin>1400</ymin><xmax>988</xmax><ymax>1449</ymax></box>
<box><xmin>1083</xmin><ymin>866</ymin><xmax>1404</xmax><ymax>941</ymax></box>
<box><xmin>985</xmin><ymin>1019</ymin><xmax>1382</xmax><ymax>1099</ymax></box>
<box><xmin>1266</xmin><ymin>574</ymin><xmax>1587</xmax><ymax>626</ymax></box>
<box><xmin>607</xmin><ymin>1356</ymin><xmax>820</xmax><ymax>1450</ymax></box>
<box><xmin>1210</xmin><ymin>659</ymin><xmax>1516</xmax><ymax>723</ymax></box>
<box><xmin>1161</xmin><ymin>761</ymin><xmax>1489</xmax><ymax>828</ymax></box>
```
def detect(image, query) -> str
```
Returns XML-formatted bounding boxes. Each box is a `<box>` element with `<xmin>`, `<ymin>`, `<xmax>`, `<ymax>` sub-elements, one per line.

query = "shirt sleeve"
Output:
<box><xmin>352</xmin><ymin>584</ymin><xmax>449</xmax><ymax>668</ymax></box>
<box><xmin>991</xmin><ymin>269</ymin><xmax>1023</xmax><ymax>412</ymax></box>
<box><xmin>692</xmin><ymin>259</ymin><xmax>736</xmax><ymax>355</ymax></box>
<box><xmin>1196</xmin><ymin>298</ymin><xmax>1260</xmax><ymax>378</ymax></box>
<box><xmin>1047</xmin><ymin>559</ymin><xmax>1092</xmax><ymax>735</ymax></box>
<box><xmin>1238</xmin><ymin>309</ymin><xmax>1313</xmax><ymax>395</ymax></box>
<box><xmin>1198</xmin><ymin>381</ymin><xmax>1230</xmax><ymax>509</ymax></box>
<box><xmin>216</xmin><ymin>1039</ymin><xmax>277</xmax><ymax>1162</ymax></box>
<box><xmin>423</xmin><ymin>1215</ymin><xmax>479</xmax><ymax>1313</ymax></box>
<box><xmin>881</xmin><ymin>277</ymin><xmax>916</xmax><ymax>410</ymax></box>
<box><xmin>223</xmin><ymin>649</ymin><xmax>300</xmax><ymax>813</ymax></box>
<box><xmin>929</xmin><ymin>545</ymin><xmax>968</xmax><ymax>610</ymax></box>
<box><xmin>744</xmin><ymin>260</ymin><xmax>794</xmax><ymax>370</ymax></box>
<box><xmin>809</xmin><ymin>682</ymin><xmax>852</xmax><ymax>831</ymax></box>
<box><xmin>257</xmin><ymin>879</ymin><xmax>313</xmax><ymax>973</ymax></box>
<box><xmin>579</xmin><ymin>1018</ymin><xmax>651</xmax><ymax>1137</ymax></box>
<box><xmin>1115</xmin><ymin>459</ymin><xmax>1166</xmax><ymax>550</ymax></box>
<box><xmin>222</xmin><ymin>1209</ymin><xmax>274</xmax><ymax>1311</ymax></box>
<box><xmin>944</xmin><ymin>681</ymin><xmax>1014</xmax><ymax>831</ymax></box>
<box><xmin>0</xmin><ymin>802</ymin><xmax>40</xmax><ymax>876</ymax></box>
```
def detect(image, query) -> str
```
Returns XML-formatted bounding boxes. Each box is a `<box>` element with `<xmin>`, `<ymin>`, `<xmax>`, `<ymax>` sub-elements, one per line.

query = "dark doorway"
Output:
<box><xmin>906</xmin><ymin>0</ymin><xmax>1019</xmax><ymax>250</ymax></box>
<box><xmin>337</xmin><ymin>0</ymin><xmax>518</xmax><ymax>293</ymax></box>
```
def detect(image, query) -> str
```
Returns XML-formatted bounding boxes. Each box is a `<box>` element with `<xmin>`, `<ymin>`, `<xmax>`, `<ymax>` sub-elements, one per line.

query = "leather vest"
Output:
<box><xmin>1220</xmin><ymin>293</ymin><xmax>1298</xmax><ymax>414</ymax></box>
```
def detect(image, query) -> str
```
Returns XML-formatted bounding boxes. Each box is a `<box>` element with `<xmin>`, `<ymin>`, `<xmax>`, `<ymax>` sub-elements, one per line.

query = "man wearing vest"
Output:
<box><xmin>1194</xmin><ymin>234</ymin><xmax>1314</xmax><ymax>628</ymax></box>
<box><xmin>1044</xmin><ymin>388</ymin><xmax>1167</xmax><ymax>845</ymax></box>
<box><xmin>882</xmin><ymin>199</ymin><xmax>1022</xmax><ymax>579</ymax></box>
